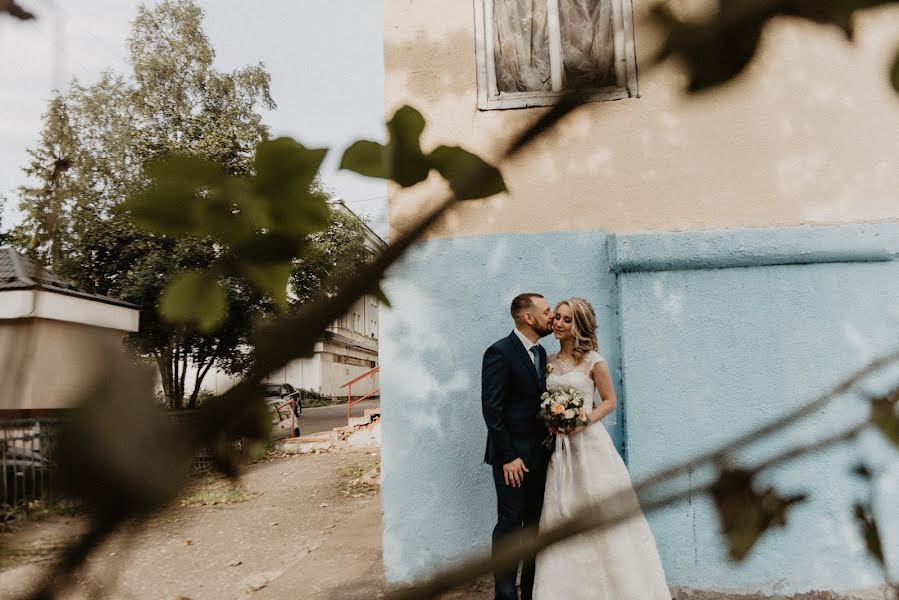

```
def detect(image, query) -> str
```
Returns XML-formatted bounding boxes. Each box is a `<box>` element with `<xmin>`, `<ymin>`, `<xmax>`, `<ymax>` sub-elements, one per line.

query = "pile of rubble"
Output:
<box><xmin>276</xmin><ymin>408</ymin><xmax>381</xmax><ymax>454</ymax></box>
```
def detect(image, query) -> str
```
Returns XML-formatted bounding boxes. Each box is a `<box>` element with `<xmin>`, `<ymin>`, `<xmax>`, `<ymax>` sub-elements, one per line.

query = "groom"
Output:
<box><xmin>481</xmin><ymin>293</ymin><xmax>555</xmax><ymax>600</ymax></box>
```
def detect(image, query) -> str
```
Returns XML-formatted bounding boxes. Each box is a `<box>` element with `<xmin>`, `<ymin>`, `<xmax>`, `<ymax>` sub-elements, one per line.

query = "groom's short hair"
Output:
<box><xmin>510</xmin><ymin>293</ymin><xmax>544</xmax><ymax>324</ymax></box>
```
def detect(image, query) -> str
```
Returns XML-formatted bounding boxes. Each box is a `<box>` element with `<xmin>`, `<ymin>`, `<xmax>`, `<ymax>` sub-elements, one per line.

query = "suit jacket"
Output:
<box><xmin>481</xmin><ymin>331</ymin><xmax>549</xmax><ymax>467</ymax></box>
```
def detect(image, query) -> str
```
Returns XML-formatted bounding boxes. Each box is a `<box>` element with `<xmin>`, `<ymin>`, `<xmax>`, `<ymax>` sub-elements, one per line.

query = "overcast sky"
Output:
<box><xmin>0</xmin><ymin>1</ymin><xmax>388</xmax><ymax>238</ymax></box>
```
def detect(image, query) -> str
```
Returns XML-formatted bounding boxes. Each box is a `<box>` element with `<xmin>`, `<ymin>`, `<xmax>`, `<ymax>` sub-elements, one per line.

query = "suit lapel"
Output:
<box><xmin>508</xmin><ymin>331</ymin><xmax>541</xmax><ymax>389</ymax></box>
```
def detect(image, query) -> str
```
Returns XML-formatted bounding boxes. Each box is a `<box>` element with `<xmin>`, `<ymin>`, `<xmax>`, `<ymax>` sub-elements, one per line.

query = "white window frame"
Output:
<box><xmin>474</xmin><ymin>0</ymin><xmax>639</xmax><ymax>110</ymax></box>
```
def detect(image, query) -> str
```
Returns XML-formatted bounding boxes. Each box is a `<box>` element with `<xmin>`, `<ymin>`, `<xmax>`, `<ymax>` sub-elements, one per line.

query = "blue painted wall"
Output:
<box><xmin>613</xmin><ymin>224</ymin><xmax>899</xmax><ymax>593</ymax></box>
<box><xmin>380</xmin><ymin>224</ymin><xmax>899</xmax><ymax>591</ymax></box>
<box><xmin>379</xmin><ymin>231</ymin><xmax>622</xmax><ymax>583</ymax></box>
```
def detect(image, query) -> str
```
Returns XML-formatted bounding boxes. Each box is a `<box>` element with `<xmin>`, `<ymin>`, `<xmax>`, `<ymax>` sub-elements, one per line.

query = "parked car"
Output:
<box><xmin>263</xmin><ymin>383</ymin><xmax>302</xmax><ymax>416</ymax></box>
<box><xmin>268</xmin><ymin>399</ymin><xmax>300</xmax><ymax>440</ymax></box>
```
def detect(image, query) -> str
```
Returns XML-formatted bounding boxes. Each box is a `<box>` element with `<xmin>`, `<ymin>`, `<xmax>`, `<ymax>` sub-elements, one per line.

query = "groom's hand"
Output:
<box><xmin>503</xmin><ymin>458</ymin><xmax>529</xmax><ymax>487</ymax></box>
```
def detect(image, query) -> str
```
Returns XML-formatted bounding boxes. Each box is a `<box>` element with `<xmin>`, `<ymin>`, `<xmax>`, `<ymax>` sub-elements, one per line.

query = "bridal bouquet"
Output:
<box><xmin>538</xmin><ymin>387</ymin><xmax>590</xmax><ymax>448</ymax></box>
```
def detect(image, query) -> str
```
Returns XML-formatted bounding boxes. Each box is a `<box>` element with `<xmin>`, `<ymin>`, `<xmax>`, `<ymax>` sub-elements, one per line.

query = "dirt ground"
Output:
<box><xmin>0</xmin><ymin>449</ymin><xmax>890</xmax><ymax>600</ymax></box>
<box><xmin>0</xmin><ymin>449</ymin><xmax>388</xmax><ymax>600</ymax></box>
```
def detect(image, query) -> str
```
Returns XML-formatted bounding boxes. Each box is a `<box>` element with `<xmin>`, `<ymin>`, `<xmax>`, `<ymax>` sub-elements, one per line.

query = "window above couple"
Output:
<box><xmin>474</xmin><ymin>0</ymin><xmax>638</xmax><ymax>110</ymax></box>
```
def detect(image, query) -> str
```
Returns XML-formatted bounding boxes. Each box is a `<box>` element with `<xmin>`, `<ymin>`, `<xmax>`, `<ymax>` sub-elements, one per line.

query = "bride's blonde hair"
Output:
<box><xmin>556</xmin><ymin>297</ymin><xmax>599</xmax><ymax>364</ymax></box>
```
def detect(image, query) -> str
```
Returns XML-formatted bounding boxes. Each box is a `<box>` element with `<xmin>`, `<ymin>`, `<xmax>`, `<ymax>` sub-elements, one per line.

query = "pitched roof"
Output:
<box><xmin>327</xmin><ymin>199</ymin><xmax>387</xmax><ymax>250</ymax></box>
<box><xmin>0</xmin><ymin>246</ymin><xmax>138</xmax><ymax>309</ymax></box>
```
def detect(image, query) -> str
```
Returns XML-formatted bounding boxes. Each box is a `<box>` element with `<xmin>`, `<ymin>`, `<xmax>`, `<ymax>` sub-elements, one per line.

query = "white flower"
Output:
<box><xmin>563</xmin><ymin>409</ymin><xmax>575</xmax><ymax>419</ymax></box>
<box><xmin>556</xmin><ymin>393</ymin><xmax>570</xmax><ymax>405</ymax></box>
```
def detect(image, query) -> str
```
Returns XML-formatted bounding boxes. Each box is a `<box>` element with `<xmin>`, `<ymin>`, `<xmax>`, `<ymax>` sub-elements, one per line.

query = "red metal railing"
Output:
<box><xmin>340</xmin><ymin>366</ymin><xmax>380</xmax><ymax>422</ymax></box>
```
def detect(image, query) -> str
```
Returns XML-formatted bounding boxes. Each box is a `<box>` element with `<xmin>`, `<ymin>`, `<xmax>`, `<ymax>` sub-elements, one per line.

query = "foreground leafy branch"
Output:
<box><xmin>13</xmin><ymin>0</ymin><xmax>899</xmax><ymax>597</ymax></box>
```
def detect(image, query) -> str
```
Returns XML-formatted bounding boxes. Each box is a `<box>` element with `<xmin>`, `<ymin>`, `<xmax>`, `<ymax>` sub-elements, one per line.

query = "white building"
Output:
<box><xmin>202</xmin><ymin>199</ymin><xmax>386</xmax><ymax>400</ymax></box>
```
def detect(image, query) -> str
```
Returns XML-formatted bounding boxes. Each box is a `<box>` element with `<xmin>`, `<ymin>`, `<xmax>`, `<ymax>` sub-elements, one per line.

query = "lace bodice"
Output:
<box><xmin>546</xmin><ymin>350</ymin><xmax>605</xmax><ymax>410</ymax></box>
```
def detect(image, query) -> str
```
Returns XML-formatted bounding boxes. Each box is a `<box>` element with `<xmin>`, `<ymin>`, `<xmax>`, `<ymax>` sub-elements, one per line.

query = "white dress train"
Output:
<box><xmin>533</xmin><ymin>350</ymin><xmax>671</xmax><ymax>599</ymax></box>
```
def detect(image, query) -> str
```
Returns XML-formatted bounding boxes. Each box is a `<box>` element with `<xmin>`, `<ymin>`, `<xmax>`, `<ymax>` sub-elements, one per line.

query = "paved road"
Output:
<box><xmin>300</xmin><ymin>399</ymin><xmax>380</xmax><ymax>436</ymax></box>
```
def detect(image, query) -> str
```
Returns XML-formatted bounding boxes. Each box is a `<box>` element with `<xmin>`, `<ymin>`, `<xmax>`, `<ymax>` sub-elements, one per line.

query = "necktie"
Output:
<box><xmin>530</xmin><ymin>345</ymin><xmax>542</xmax><ymax>382</ymax></box>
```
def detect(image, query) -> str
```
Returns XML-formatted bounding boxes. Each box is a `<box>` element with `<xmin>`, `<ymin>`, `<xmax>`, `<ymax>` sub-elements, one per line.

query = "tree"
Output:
<box><xmin>289</xmin><ymin>205</ymin><xmax>371</xmax><ymax>306</ymax></box>
<box><xmin>10</xmin><ymin>0</ymin><xmax>365</xmax><ymax>408</ymax></box>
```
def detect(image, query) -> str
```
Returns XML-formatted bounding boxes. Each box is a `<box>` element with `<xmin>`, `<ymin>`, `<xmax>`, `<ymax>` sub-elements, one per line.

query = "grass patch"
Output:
<box><xmin>338</xmin><ymin>457</ymin><xmax>381</xmax><ymax>498</ymax></box>
<box><xmin>1</xmin><ymin>499</ymin><xmax>80</xmax><ymax>529</ymax></box>
<box><xmin>301</xmin><ymin>396</ymin><xmax>344</xmax><ymax>408</ymax></box>
<box><xmin>180</xmin><ymin>475</ymin><xmax>254</xmax><ymax>507</ymax></box>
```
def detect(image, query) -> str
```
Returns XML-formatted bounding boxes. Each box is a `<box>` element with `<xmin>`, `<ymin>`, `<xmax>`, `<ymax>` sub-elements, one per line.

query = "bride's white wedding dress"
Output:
<box><xmin>533</xmin><ymin>350</ymin><xmax>671</xmax><ymax>599</ymax></box>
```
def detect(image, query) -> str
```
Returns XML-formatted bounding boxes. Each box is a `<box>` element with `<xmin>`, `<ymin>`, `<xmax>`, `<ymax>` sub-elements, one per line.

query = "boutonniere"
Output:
<box><xmin>544</xmin><ymin>363</ymin><xmax>554</xmax><ymax>377</ymax></box>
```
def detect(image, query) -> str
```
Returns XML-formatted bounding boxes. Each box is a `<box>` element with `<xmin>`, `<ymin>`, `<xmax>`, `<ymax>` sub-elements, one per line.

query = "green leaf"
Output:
<box><xmin>231</xmin><ymin>232</ymin><xmax>307</xmax><ymax>264</ymax></box>
<box><xmin>127</xmin><ymin>156</ymin><xmax>224</xmax><ymax>236</ymax></box>
<box><xmin>711</xmin><ymin>468</ymin><xmax>806</xmax><ymax>561</ymax></box>
<box><xmin>340</xmin><ymin>140</ymin><xmax>387</xmax><ymax>178</ymax></box>
<box><xmin>853</xmin><ymin>503</ymin><xmax>885</xmax><ymax>567</ymax></box>
<box><xmin>342</xmin><ymin>107</ymin><xmax>507</xmax><ymax>201</ymax></box>
<box><xmin>429</xmin><ymin>145</ymin><xmax>507</xmax><ymax>200</ymax></box>
<box><xmin>239</xmin><ymin>261</ymin><xmax>292</xmax><ymax>309</ymax></box>
<box><xmin>253</xmin><ymin>137</ymin><xmax>330</xmax><ymax>236</ymax></box>
<box><xmin>651</xmin><ymin>4</ymin><xmax>769</xmax><ymax>93</ymax></box>
<box><xmin>145</xmin><ymin>155</ymin><xmax>223</xmax><ymax>186</ymax></box>
<box><xmin>160</xmin><ymin>270</ymin><xmax>227</xmax><ymax>331</ymax></box>
<box><xmin>385</xmin><ymin>105</ymin><xmax>432</xmax><ymax>187</ymax></box>
<box><xmin>870</xmin><ymin>388</ymin><xmax>899</xmax><ymax>448</ymax></box>
<box><xmin>127</xmin><ymin>186</ymin><xmax>197</xmax><ymax>236</ymax></box>
<box><xmin>254</xmin><ymin>137</ymin><xmax>327</xmax><ymax>199</ymax></box>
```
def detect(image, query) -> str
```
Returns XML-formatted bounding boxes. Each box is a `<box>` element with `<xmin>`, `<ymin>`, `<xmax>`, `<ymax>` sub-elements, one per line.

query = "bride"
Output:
<box><xmin>533</xmin><ymin>298</ymin><xmax>671</xmax><ymax>599</ymax></box>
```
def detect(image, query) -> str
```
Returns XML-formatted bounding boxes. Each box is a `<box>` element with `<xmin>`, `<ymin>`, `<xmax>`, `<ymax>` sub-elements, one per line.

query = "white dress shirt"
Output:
<box><xmin>514</xmin><ymin>328</ymin><xmax>539</xmax><ymax>368</ymax></box>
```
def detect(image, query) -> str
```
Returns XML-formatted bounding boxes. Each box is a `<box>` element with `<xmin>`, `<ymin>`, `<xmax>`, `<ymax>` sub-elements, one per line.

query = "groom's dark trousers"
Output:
<box><xmin>482</xmin><ymin>331</ymin><xmax>549</xmax><ymax>600</ymax></box>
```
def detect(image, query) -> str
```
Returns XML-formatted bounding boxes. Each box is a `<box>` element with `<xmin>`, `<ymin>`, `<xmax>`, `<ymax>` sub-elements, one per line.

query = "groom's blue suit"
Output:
<box><xmin>482</xmin><ymin>331</ymin><xmax>551</xmax><ymax>600</ymax></box>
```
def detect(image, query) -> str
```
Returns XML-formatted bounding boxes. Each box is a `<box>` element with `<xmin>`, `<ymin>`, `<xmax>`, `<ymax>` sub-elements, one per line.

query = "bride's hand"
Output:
<box><xmin>567</xmin><ymin>425</ymin><xmax>587</xmax><ymax>436</ymax></box>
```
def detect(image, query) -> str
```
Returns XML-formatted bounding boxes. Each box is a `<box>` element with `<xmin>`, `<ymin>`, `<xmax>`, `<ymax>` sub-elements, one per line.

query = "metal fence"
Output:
<box><xmin>1</xmin><ymin>419</ymin><xmax>60</xmax><ymax>509</ymax></box>
<box><xmin>1</xmin><ymin>414</ymin><xmax>216</xmax><ymax>512</ymax></box>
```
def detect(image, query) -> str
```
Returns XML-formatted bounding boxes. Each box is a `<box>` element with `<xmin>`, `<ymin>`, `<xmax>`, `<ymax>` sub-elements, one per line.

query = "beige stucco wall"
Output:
<box><xmin>384</xmin><ymin>1</ymin><xmax>899</xmax><ymax>238</ymax></box>
<box><xmin>0</xmin><ymin>319</ymin><xmax>122</xmax><ymax>410</ymax></box>
<box><xmin>320</xmin><ymin>342</ymin><xmax>379</xmax><ymax>399</ymax></box>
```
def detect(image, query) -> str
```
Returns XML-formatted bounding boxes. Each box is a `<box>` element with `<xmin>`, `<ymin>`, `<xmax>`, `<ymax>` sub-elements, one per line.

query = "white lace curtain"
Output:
<box><xmin>493</xmin><ymin>0</ymin><xmax>616</xmax><ymax>93</ymax></box>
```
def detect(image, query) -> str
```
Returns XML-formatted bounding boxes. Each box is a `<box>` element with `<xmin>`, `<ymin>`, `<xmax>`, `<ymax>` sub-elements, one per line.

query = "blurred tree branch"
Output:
<box><xmin>9</xmin><ymin>0</ymin><xmax>899</xmax><ymax>598</ymax></box>
<box><xmin>0</xmin><ymin>0</ymin><xmax>34</xmax><ymax>20</ymax></box>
